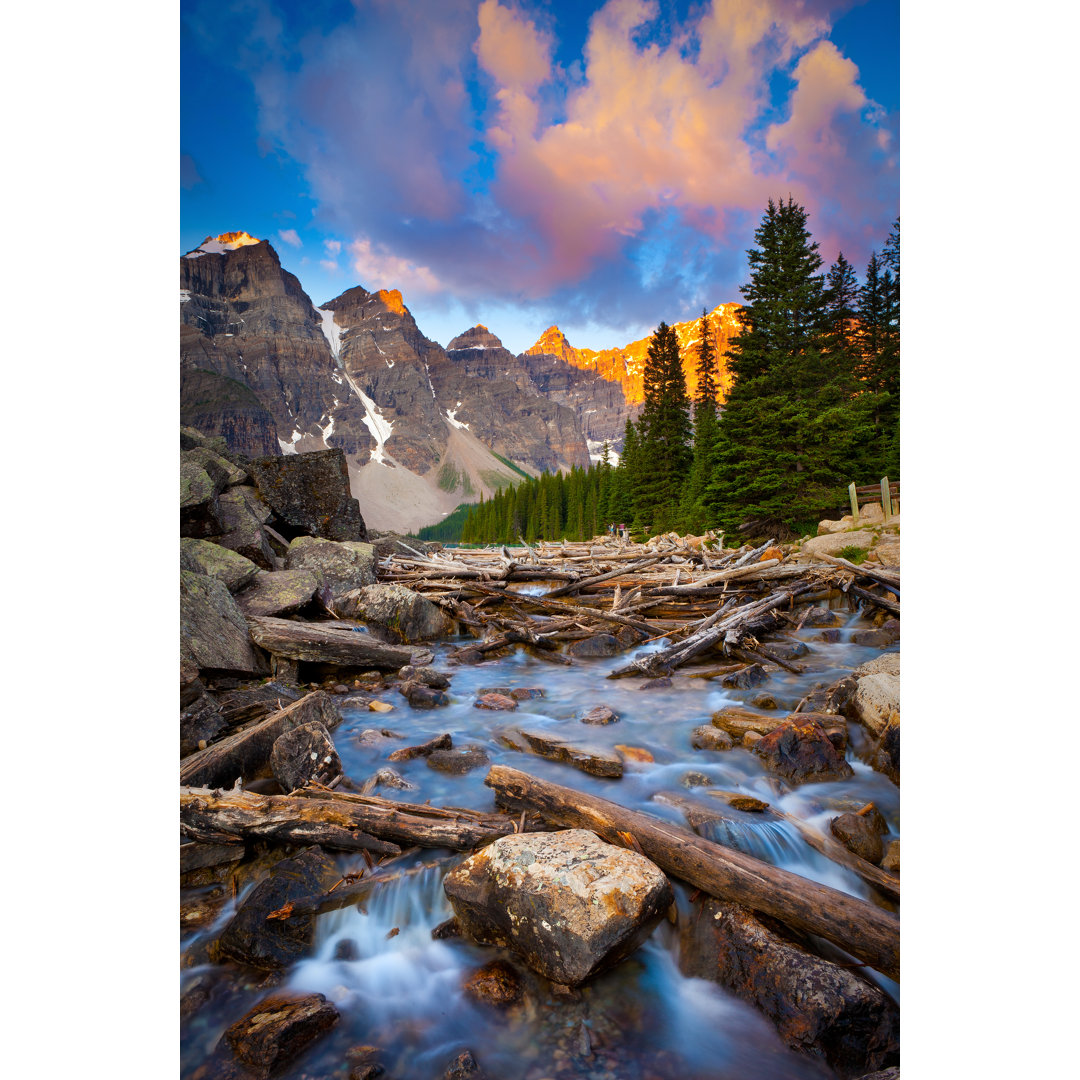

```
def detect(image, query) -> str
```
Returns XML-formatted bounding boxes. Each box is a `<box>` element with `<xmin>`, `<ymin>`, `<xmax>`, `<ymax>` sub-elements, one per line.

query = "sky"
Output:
<box><xmin>181</xmin><ymin>0</ymin><xmax>898</xmax><ymax>354</ymax></box>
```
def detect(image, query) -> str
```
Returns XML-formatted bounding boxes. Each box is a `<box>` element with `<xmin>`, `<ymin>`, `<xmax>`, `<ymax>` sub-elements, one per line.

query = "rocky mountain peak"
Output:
<box><xmin>375</xmin><ymin>288</ymin><xmax>407</xmax><ymax>315</ymax></box>
<box><xmin>446</xmin><ymin>324</ymin><xmax>506</xmax><ymax>351</ymax></box>
<box><xmin>526</xmin><ymin>326</ymin><xmax>576</xmax><ymax>362</ymax></box>
<box><xmin>184</xmin><ymin>231</ymin><xmax>263</xmax><ymax>258</ymax></box>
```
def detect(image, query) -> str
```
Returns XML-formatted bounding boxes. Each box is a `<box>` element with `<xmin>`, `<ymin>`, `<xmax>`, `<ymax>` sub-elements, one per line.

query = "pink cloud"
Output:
<box><xmin>277</xmin><ymin>228</ymin><xmax>302</xmax><ymax>247</ymax></box>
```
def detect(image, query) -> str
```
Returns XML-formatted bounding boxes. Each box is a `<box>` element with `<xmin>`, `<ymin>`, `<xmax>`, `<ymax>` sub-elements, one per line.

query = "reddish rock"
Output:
<box><xmin>474</xmin><ymin>693</ymin><xmax>518</xmax><ymax>711</ymax></box>
<box><xmin>581</xmin><ymin>705</ymin><xmax>619</xmax><ymax>725</ymax></box>
<box><xmin>829</xmin><ymin>808</ymin><xmax>887</xmax><ymax>864</ymax></box>
<box><xmin>691</xmin><ymin>725</ymin><xmax>733</xmax><ymax>751</ymax></box>
<box><xmin>462</xmin><ymin>959</ymin><xmax>525</xmax><ymax>1009</ymax></box>
<box><xmin>222</xmin><ymin>992</ymin><xmax>339</xmax><ymax>1078</ymax></box>
<box><xmin>721</xmin><ymin>663</ymin><xmax>769</xmax><ymax>690</ymax></box>
<box><xmin>753</xmin><ymin>720</ymin><xmax>854</xmax><ymax>783</ymax></box>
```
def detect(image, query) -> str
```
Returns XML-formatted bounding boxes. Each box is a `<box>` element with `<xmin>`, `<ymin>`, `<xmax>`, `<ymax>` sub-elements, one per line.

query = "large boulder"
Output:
<box><xmin>443</xmin><ymin>830</ymin><xmax>672</xmax><ymax>986</ymax></box>
<box><xmin>680</xmin><ymin>898</ymin><xmax>899</xmax><ymax>1078</ymax></box>
<box><xmin>214</xmin><ymin>486</ymin><xmax>276</xmax><ymax>569</ymax></box>
<box><xmin>853</xmin><ymin>653</ymin><xmax>900</xmax><ymax>678</ymax></box>
<box><xmin>801</xmin><ymin>530</ymin><xmax>877</xmax><ymax>558</ymax></box>
<box><xmin>235</xmin><ymin>569</ymin><xmax>319</xmax><ymax>617</ymax></box>
<box><xmin>753</xmin><ymin>719</ymin><xmax>853</xmax><ymax>783</ymax></box>
<box><xmin>212</xmin><ymin>847</ymin><xmax>339</xmax><ymax>970</ymax></box>
<box><xmin>851</xmin><ymin>673</ymin><xmax>900</xmax><ymax>736</ymax></box>
<box><xmin>270</xmin><ymin>721</ymin><xmax>342</xmax><ymax>792</ymax></box>
<box><xmin>180</xmin><ymin>459</ymin><xmax>223</xmax><ymax>538</ymax></box>
<box><xmin>180</xmin><ymin>570</ymin><xmax>267</xmax><ymax>675</ymax></box>
<box><xmin>249</xmin><ymin>448</ymin><xmax>367</xmax><ymax>541</ymax></box>
<box><xmin>336</xmin><ymin>583</ymin><xmax>454</xmax><ymax>642</ymax></box>
<box><xmin>566</xmin><ymin>634</ymin><xmax>620</xmax><ymax>658</ymax></box>
<box><xmin>829</xmin><ymin>808</ymin><xmax>888</xmax><ymax>864</ymax></box>
<box><xmin>182</xmin><ymin>445</ymin><xmax>248</xmax><ymax>490</ymax></box>
<box><xmin>872</xmin><ymin>718</ymin><xmax>900</xmax><ymax>785</ymax></box>
<box><xmin>180</xmin><ymin>537</ymin><xmax>259</xmax><ymax>593</ymax></box>
<box><xmin>284</xmin><ymin>536</ymin><xmax>376</xmax><ymax>598</ymax></box>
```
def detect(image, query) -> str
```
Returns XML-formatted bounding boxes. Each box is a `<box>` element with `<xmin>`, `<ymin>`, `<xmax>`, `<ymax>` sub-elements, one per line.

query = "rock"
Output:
<box><xmin>285</xmin><ymin>536</ymin><xmax>377</xmax><ymax>599</ymax></box>
<box><xmin>432</xmin><ymin>917</ymin><xmax>461</xmax><ymax>940</ymax></box>
<box><xmin>443</xmin><ymin>1049</ymin><xmax>486</xmax><ymax>1079</ymax></box>
<box><xmin>517</xmin><ymin>729</ymin><xmax>623</xmax><ymax>778</ymax></box>
<box><xmin>748</xmin><ymin>692</ymin><xmax>778</xmax><ymax>709</ymax></box>
<box><xmin>333</xmin><ymin>938</ymin><xmax>360</xmax><ymax>961</ymax></box>
<box><xmin>215</xmin><ymin>682</ymin><xmax>302</xmax><ymax>727</ymax></box>
<box><xmin>721</xmin><ymin>663</ymin><xmax>768</xmax><ymax>689</ymax></box>
<box><xmin>880</xmin><ymin>840</ymin><xmax>899</xmax><ymax>874</ymax></box>
<box><xmin>680</xmin><ymin>898</ymin><xmax>899</xmax><ymax>1078</ymax></box>
<box><xmin>803</xmin><ymin>605</ymin><xmax>841</xmax><ymax>627</ymax></box>
<box><xmin>829</xmin><ymin>809</ymin><xmax>887</xmax><ymax>864</ymax></box>
<box><xmin>566</xmin><ymin>634</ymin><xmax>620</xmax><ymax>658</ymax></box>
<box><xmin>183</xmin><ymin>445</ymin><xmax>249</xmax><ymax>490</ymax></box>
<box><xmin>474</xmin><ymin>693</ymin><xmax>518</xmax><ymax>711</ymax></box>
<box><xmin>872</xmin><ymin>537</ymin><xmax>900</xmax><ymax>567</ymax></box>
<box><xmin>180</xmin><ymin>692</ymin><xmax>228</xmax><ymax>757</ymax></box>
<box><xmin>367</xmin><ymin>767</ymin><xmax>414</xmax><ymax>791</ymax></box>
<box><xmin>680</xmin><ymin>771</ymin><xmax>711</xmax><ymax>787</ymax></box>
<box><xmin>851</xmin><ymin>626</ymin><xmax>899</xmax><ymax>648</ymax></box>
<box><xmin>691</xmin><ymin>725</ymin><xmax>734</xmax><ymax>751</ymax></box>
<box><xmin>270</xmin><ymin>721</ymin><xmax>342</xmax><ymax>792</ymax></box>
<box><xmin>711</xmin><ymin>707</ymin><xmax>790</xmax><ymax>740</ymax></box>
<box><xmin>249</xmin><ymin>448</ymin><xmax>368</xmax><ymax>541</ymax></box>
<box><xmin>853</xmin><ymin>653</ymin><xmax>899</xmax><ymax>678</ymax></box>
<box><xmin>462</xmin><ymin>959</ymin><xmax>525</xmax><ymax>1009</ymax></box>
<box><xmin>641</xmin><ymin>676</ymin><xmax>672</xmax><ymax>689</ymax></box>
<box><xmin>399</xmin><ymin>665</ymin><xmax>451</xmax><ymax>689</ymax></box>
<box><xmin>851</xmin><ymin>673</ymin><xmax>900</xmax><ymax>736</ymax></box>
<box><xmin>180</xmin><ymin>538</ymin><xmax>260</xmax><ymax>593</ymax></box>
<box><xmin>212</xmin><ymin>847</ymin><xmax>339</xmax><ymax>969</ymax></box>
<box><xmin>443</xmin><ymin>829</ymin><xmax>673</xmax><ymax>986</ymax></box>
<box><xmin>872</xmin><ymin>719</ymin><xmax>900</xmax><ymax>785</ymax></box>
<box><xmin>427</xmin><ymin>748</ymin><xmax>490</xmax><ymax>774</ymax></box>
<box><xmin>336</xmin><ymin>582</ymin><xmax>454</xmax><ymax>642</ymax></box>
<box><xmin>235</xmin><ymin>569</ymin><xmax>319</xmax><ymax>617</ymax></box>
<box><xmin>181</xmin><ymin>425</ymin><xmax>230</xmax><ymax>454</ymax></box>
<box><xmin>743</xmin><ymin>731</ymin><xmax>763</xmax><ymax>748</ymax></box>
<box><xmin>616</xmin><ymin>744</ymin><xmax>654</xmax><ymax>763</ymax></box>
<box><xmin>477</xmin><ymin>686</ymin><xmax>544</xmax><ymax>700</ymax></box>
<box><xmin>801</xmin><ymin>529</ymin><xmax>877</xmax><ymax>558</ymax></box>
<box><xmin>798</xmin><ymin>676</ymin><xmax>858</xmax><ymax>716</ymax></box>
<box><xmin>753</xmin><ymin>720</ymin><xmax>854</xmax><ymax>784</ymax></box>
<box><xmin>616</xmin><ymin>626</ymin><xmax>646</xmax><ymax>648</ymax></box>
<box><xmin>581</xmin><ymin>705</ymin><xmax>619</xmax><ymax>725</ymax></box>
<box><xmin>387</xmin><ymin>732</ymin><xmax>452</xmax><ymax>762</ymax></box>
<box><xmin>399</xmin><ymin>682</ymin><xmax>450</xmax><ymax>709</ymax></box>
<box><xmin>214</xmin><ymin>486</ymin><xmax>276</xmax><ymax>569</ymax></box>
<box><xmin>180</xmin><ymin>460</ymin><xmax>224</xmax><ymax>538</ymax></box>
<box><xmin>180</xmin><ymin>571</ymin><xmax>267</xmax><ymax>675</ymax></box>
<box><xmin>820</xmin><ymin>628</ymin><xmax>841</xmax><ymax>643</ymax></box>
<box><xmin>222</xmin><ymin>992</ymin><xmax>339</xmax><ymax>1078</ymax></box>
<box><xmin>852</xmin><ymin>1070</ymin><xmax>899</xmax><ymax>1080</ymax></box>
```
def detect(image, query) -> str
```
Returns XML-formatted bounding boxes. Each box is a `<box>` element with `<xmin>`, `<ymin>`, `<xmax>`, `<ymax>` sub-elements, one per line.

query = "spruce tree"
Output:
<box><xmin>635</xmin><ymin>321</ymin><xmax>693</xmax><ymax>532</ymax></box>
<box><xmin>678</xmin><ymin>309</ymin><xmax>721</xmax><ymax>532</ymax></box>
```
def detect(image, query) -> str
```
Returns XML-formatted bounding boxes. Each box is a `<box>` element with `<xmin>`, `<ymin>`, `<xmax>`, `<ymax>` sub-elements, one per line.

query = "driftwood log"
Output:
<box><xmin>179</xmin><ymin>691</ymin><xmax>342</xmax><ymax>789</ymax></box>
<box><xmin>485</xmin><ymin>765</ymin><xmax>899</xmax><ymax>979</ymax></box>
<box><xmin>246</xmin><ymin>616</ymin><xmax>432</xmax><ymax>669</ymax></box>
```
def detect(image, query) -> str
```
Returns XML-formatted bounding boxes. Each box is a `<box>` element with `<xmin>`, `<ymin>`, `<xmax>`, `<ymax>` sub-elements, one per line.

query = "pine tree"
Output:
<box><xmin>678</xmin><ymin>309</ymin><xmax>721</xmax><ymax>532</ymax></box>
<box><xmin>635</xmin><ymin>321</ymin><xmax>693</xmax><ymax>532</ymax></box>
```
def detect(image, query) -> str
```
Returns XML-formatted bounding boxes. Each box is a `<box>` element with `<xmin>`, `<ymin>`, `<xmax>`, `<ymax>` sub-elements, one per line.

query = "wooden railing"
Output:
<box><xmin>848</xmin><ymin>478</ymin><xmax>899</xmax><ymax>522</ymax></box>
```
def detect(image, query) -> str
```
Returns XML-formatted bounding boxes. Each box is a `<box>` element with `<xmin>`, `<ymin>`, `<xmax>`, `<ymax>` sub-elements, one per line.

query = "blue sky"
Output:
<box><xmin>181</xmin><ymin>0</ymin><xmax>898</xmax><ymax>353</ymax></box>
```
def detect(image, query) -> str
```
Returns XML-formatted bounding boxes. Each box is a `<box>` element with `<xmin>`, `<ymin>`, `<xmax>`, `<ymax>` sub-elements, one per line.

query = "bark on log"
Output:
<box><xmin>246</xmin><ymin>616</ymin><xmax>432</xmax><ymax>669</ymax></box>
<box><xmin>847</xmin><ymin>584</ymin><xmax>901</xmax><ymax>617</ymax></box>
<box><xmin>470</xmin><ymin>583</ymin><xmax>666</xmax><ymax>635</ymax></box>
<box><xmin>542</xmin><ymin>555</ymin><xmax>666</xmax><ymax>598</ymax></box>
<box><xmin>180</xmin><ymin>788</ymin><xmax>402</xmax><ymax>855</ymax></box>
<box><xmin>291</xmin><ymin>788</ymin><xmax>535</xmax><ymax>849</ymax></box>
<box><xmin>180</xmin><ymin>691</ymin><xmax>342</xmax><ymax>789</ymax></box>
<box><xmin>485</xmin><ymin>765</ymin><xmax>899</xmax><ymax>979</ymax></box>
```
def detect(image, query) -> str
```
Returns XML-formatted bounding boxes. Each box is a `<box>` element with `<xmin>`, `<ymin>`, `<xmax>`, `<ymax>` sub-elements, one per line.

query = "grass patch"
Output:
<box><xmin>837</xmin><ymin>545</ymin><xmax>868</xmax><ymax>564</ymax></box>
<box><xmin>437</xmin><ymin>462</ymin><xmax>462</xmax><ymax>492</ymax></box>
<box><xmin>479</xmin><ymin>469</ymin><xmax>516</xmax><ymax>491</ymax></box>
<box><xmin>491</xmin><ymin>452</ymin><xmax>530</xmax><ymax>480</ymax></box>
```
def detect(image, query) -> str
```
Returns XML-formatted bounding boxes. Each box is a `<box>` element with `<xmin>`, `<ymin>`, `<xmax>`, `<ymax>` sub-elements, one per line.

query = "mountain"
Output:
<box><xmin>180</xmin><ymin>233</ymin><xmax>589</xmax><ymax>532</ymax></box>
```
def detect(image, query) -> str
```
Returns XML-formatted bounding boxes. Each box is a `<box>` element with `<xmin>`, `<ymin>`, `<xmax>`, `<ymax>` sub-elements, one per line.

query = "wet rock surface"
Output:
<box><xmin>517</xmin><ymin>729</ymin><xmax>624</xmax><ymax>778</ymax></box>
<box><xmin>444</xmin><ymin>830</ymin><xmax>673</xmax><ymax>986</ymax></box>
<box><xmin>427</xmin><ymin>747</ymin><xmax>490</xmax><ymax>773</ymax></box>
<box><xmin>581</xmin><ymin>705</ymin><xmax>619</xmax><ymax>725</ymax></box>
<box><xmin>474</xmin><ymin>693</ymin><xmax>518</xmax><ymax>711</ymax></box>
<box><xmin>462</xmin><ymin>958</ymin><xmax>525</xmax><ymax>1009</ymax></box>
<box><xmin>691</xmin><ymin>725</ymin><xmax>734</xmax><ymax>751</ymax></box>
<box><xmin>269</xmin><ymin>720</ymin><xmax>342</xmax><ymax>792</ymax></box>
<box><xmin>829</xmin><ymin>807</ymin><xmax>888</xmax><ymax>864</ymax></box>
<box><xmin>753</xmin><ymin>720</ymin><xmax>855</xmax><ymax>784</ymax></box>
<box><xmin>681</xmin><ymin>897</ymin><xmax>899</xmax><ymax>1078</ymax></box>
<box><xmin>387</xmin><ymin>732</ymin><xmax>452</xmax><ymax>762</ymax></box>
<box><xmin>222</xmin><ymin>992</ymin><xmax>339</xmax><ymax>1078</ymax></box>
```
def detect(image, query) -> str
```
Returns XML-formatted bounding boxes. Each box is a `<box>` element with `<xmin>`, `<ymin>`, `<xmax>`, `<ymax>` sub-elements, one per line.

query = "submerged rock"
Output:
<box><xmin>680</xmin><ymin>898</ymin><xmax>899</xmax><ymax>1078</ymax></box>
<box><xmin>444</xmin><ymin>829</ymin><xmax>673</xmax><ymax>986</ymax></box>
<box><xmin>581</xmin><ymin>705</ymin><xmax>619</xmax><ymax>725</ymax></box>
<box><xmin>462</xmin><ymin>959</ymin><xmax>525</xmax><ymax>1009</ymax></box>
<box><xmin>753</xmin><ymin>720</ymin><xmax>854</xmax><ymax>783</ymax></box>
<box><xmin>474</xmin><ymin>693</ymin><xmax>518</xmax><ymax>711</ymax></box>
<box><xmin>477</xmin><ymin>686</ymin><xmax>544</xmax><ymax>700</ymax></box>
<box><xmin>399</xmin><ymin>682</ymin><xmax>450</xmax><ymax>709</ymax></box>
<box><xmin>517</xmin><ymin>729</ymin><xmax>623</xmax><ymax>777</ymax></box>
<box><xmin>387</xmin><ymin>732</ymin><xmax>452</xmax><ymax>762</ymax></box>
<box><xmin>222</xmin><ymin>992</ymin><xmax>339</xmax><ymax>1079</ymax></box>
<box><xmin>427</xmin><ymin>748</ymin><xmax>490</xmax><ymax>774</ymax></box>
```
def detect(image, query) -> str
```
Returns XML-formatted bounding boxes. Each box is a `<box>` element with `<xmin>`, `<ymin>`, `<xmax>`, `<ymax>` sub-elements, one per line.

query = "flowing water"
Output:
<box><xmin>181</xmin><ymin>603</ymin><xmax>898</xmax><ymax>1080</ymax></box>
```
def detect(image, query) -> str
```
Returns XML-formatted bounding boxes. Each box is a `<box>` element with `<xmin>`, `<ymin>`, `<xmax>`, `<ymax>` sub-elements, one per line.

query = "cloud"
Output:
<box><xmin>196</xmin><ymin>0</ymin><xmax>896</xmax><ymax>334</ymax></box>
<box><xmin>277</xmin><ymin>227</ymin><xmax>302</xmax><ymax>247</ymax></box>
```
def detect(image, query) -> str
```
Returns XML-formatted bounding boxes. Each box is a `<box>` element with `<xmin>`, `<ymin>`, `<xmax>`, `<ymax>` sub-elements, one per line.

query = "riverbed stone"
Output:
<box><xmin>872</xmin><ymin>718</ymin><xmax>900</xmax><ymax>785</ymax></box>
<box><xmin>721</xmin><ymin>663</ymin><xmax>769</xmax><ymax>689</ymax></box>
<box><xmin>235</xmin><ymin>569</ymin><xmax>319</xmax><ymax>617</ymax></box>
<box><xmin>850</xmin><ymin>626</ymin><xmax>899</xmax><ymax>648</ymax></box>
<box><xmin>444</xmin><ymin>829</ymin><xmax>673</xmax><ymax>986</ymax></box>
<box><xmin>180</xmin><ymin>571</ymin><xmax>268</xmax><ymax>676</ymax></box>
<box><xmin>748</xmin><ymin>692</ymin><xmax>778</xmax><ymax>709</ymax></box>
<box><xmin>477</xmin><ymin>686</ymin><xmax>544</xmax><ymax>700</ymax></box>
<box><xmin>680</xmin><ymin>898</ymin><xmax>899</xmax><ymax>1078</ymax></box>
<box><xmin>399</xmin><ymin>665</ymin><xmax>451</xmax><ymax>689</ymax></box>
<box><xmin>286</xmin><ymin>536</ymin><xmax>377</xmax><ymax>597</ymax></box>
<box><xmin>710</xmin><ymin>707</ymin><xmax>789</xmax><ymax>740</ymax></box>
<box><xmin>881</xmin><ymin>840</ymin><xmax>900</xmax><ymax>874</ymax></box>
<box><xmin>222</xmin><ymin>992</ymin><xmax>339</xmax><ymax>1078</ymax></box>
<box><xmin>212</xmin><ymin>847</ymin><xmax>339</xmax><ymax>970</ymax></box>
<box><xmin>581</xmin><ymin>705</ymin><xmax>620</xmax><ymax>725</ymax></box>
<box><xmin>853</xmin><ymin>653</ymin><xmax>899</xmax><ymax>678</ymax></box>
<box><xmin>387</xmin><ymin>732</ymin><xmax>452</xmax><ymax>762</ymax></box>
<box><xmin>336</xmin><ymin>582</ymin><xmax>454</xmax><ymax>642</ymax></box>
<box><xmin>249</xmin><ymin>448</ymin><xmax>367</xmax><ymax>541</ymax></box>
<box><xmin>517</xmin><ymin>729</ymin><xmax>623</xmax><ymax>778</ymax></box>
<box><xmin>427</xmin><ymin>747</ymin><xmax>490</xmax><ymax>774</ymax></box>
<box><xmin>462</xmin><ymin>959</ymin><xmax>525</xmax><ymax>1009</ymax></box>
<box><xmin>753</xmin><ymin>720</ymin><xmax>854</xmax><ymax>783</ymax></box>
<box><xmin>851</xmin><ymin>673</ymin><xmax>900</xmax><ymax>736</ymax></box>
<box><xmin>270</xmin><ymin>721</ymin><xmax>342</xmax><ymax>792</ymax></box>
<box><xmin>691</xmin><ymin>725</ymin><xmax>734</xmax><ymax>751</ymax></box>
<box><xmin>567</xmin><ymin>634</ymin><xmax>620</xmax><ymax>658</ymax></box>
<box><xmin>829</xmin><ymin>809</ymin><xmax>887</xmax><ymax>864</ymax></box>
<box><xmin>398</xmin><ymin>682</ymin><xmax>450</xmax><ymax>708</ymax></box>
<box><xmin>180</xmin><ymin>538</ymin><xmax>260</xmax><ymax>593</ymax></box>
<box><xmin>474</xmin><ymin>693</ymin><xmax>518</xmax><ymax>711</ymax></box>
<box><xmin>803</xmin><ymin>606</ymin><xmax>841</xmax><ymax>627</ymax></box>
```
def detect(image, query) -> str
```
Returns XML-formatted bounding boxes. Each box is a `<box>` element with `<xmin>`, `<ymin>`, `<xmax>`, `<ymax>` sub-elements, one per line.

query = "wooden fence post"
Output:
<box><xmin>880</xmin><ymin>477</ymin><xmax>892</xmax><ymax>521</ymax></box>
<box><xmin>848</xmin><ymin>482</ymin><xmax>859</xmax><ymax>522</ymax></box>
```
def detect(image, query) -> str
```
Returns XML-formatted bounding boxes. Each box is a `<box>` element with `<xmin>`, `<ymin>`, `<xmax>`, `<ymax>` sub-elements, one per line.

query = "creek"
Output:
<box><xmin>182</xmin><ymin>603</ymin><xmax>898</xmax><ymax>1080</ymax></box>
